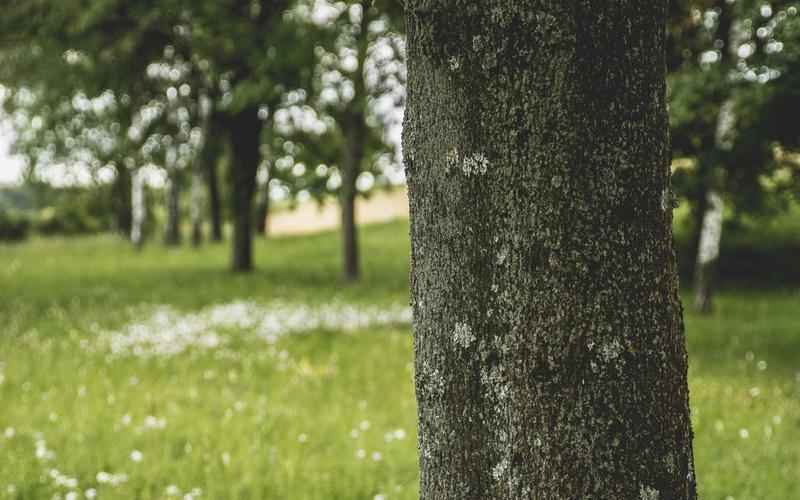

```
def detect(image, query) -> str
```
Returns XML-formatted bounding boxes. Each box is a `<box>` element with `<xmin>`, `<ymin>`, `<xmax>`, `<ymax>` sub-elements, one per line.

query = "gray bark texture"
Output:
<box><xmin>403</xmin><ymin>2</ymin><xmax>696</xmax><ymax>499</ymax></box>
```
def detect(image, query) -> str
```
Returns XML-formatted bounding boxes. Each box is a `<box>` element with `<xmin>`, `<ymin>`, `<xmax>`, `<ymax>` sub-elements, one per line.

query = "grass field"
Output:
<box><xmin>1</xmin><ymin>219</ymin><xmax>798</xmax><ymax>499</ymax></box>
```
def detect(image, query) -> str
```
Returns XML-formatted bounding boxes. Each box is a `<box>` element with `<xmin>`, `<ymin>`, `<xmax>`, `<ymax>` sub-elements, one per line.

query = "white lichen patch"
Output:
<box><xmin>496</xmin><ymin>245</ymin><xmax>509</xmax><ymax>265</ymax></box>
<box><xmin>599</xmin><ymin>338</ymin><xmax>623</xmax><ymax>362</ymax></box>
<box><xmin>660</xmin><ymin>187</ymin><xmax>670</xmax><ymax>212</ymax></box>
<box><xmin>448</xmin><ymin>56</ymin><xmax>461</xmax><ymax>71</ymax></box>
<box><xmin>452</xmin><ymin>322</ymin><xmax>476</xmax><ymax>349</ymax></box>
<box><xmin>446</xmin><ymin>147</ymin><xmax>460</xmax><ymax>173</ymax></box>
<box><xmin>639</xmin><ymin>485</ymin><xmax>660</xmax><ymax>500</ymax></box>
<box><xmin>472</xmin><ymin>35</ymin><xmax>486</xmax><ymax>52</ymax></box>
<box><xmin>462</xmin><ymin>153</ymin><xmax>490</xmax><ymax>177</ymax></box>
<box><xmin>491</xmin><ymin>457</ymin><xmax>509</xmax><ymax>482</ymax></box>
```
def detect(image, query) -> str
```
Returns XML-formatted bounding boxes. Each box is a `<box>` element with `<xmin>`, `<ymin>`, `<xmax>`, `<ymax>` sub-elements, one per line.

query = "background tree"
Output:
<box><xmin>404</xmin><ymin>1</ymin><xmax>695</xmax><ymax>497</ymax></box>
<box><xmin>669</xmin><ymin>0</ymin><xmax>800</xmax><ymax>311</ymax></box>
<box><xmin>298</xmin><ymin>0</ymin><xmax>405</xmax><ymax>280</ymax></box>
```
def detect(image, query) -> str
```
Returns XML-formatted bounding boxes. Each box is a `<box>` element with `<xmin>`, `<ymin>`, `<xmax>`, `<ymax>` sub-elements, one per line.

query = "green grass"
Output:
<box><xmin>1</xmin><ymin>219</ymin><xmax>799</xmax><ymax>499</ymax></box>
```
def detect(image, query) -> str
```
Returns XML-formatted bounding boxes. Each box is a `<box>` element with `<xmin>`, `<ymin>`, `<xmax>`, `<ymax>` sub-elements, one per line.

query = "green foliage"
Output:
<box><xmin>34</xmin><ymin>205</ymin><xmax>102</xmax><ymax>236</ymax></box>
<box><xmin>669</xmin><ymin>1</ymin><xmax>800</xmax><ymax>217</ymax></box>
<box><xmin>0</xmin><ymin>210</ymin><xmax>31</xmax><ymax>242</ymax></box>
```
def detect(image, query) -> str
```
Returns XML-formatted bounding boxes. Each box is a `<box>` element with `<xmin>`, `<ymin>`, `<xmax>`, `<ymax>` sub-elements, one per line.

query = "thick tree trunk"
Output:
<box><xmin>163</xmin><ymin>167</ymin><xmax>181</xmax><ymax>246</ymax></box>
<box><xmin>112</xmin><ymin>165</ymin><xmax>133</xmax><ymax>236</ymax></box>
<box><xmin>130</xmin><ymin>169</ymin><xmax>146</xmax><ymax>249</ymax></box>
<box><xmin>404</xmin><ymin>2</ymin><xmax>696</xmax><ymax>499</ymax></box>
<box><xmin>227</xmin><ymin>106</ymin><xmax>263</xmax><ymax>272</ymax></box>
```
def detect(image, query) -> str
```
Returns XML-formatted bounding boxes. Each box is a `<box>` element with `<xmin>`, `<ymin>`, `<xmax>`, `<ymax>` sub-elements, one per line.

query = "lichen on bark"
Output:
<box><xmin>404</xmin><ymin>1</ymin><xmax>697</xmax><ymax>498</ymax></box>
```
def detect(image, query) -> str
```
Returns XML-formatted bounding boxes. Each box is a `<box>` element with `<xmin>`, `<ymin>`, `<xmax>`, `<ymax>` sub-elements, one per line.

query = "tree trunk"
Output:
<box><xmin>403</xmin><ymin>2</ymin><xmax>696</xmax><ymax>499</ymax></box>
<box><xmin>112</xmin><ymin>164</ymin><xmax>133</xmax><ymax>236</ymax></box>
<box><xmin>693</xmin><ymin>190</ymin><xmax>723</xmax><ymax>313</ymax></box>
<box><xmin>163</xmin><ymin>165</ymin><xmax>181</xmax><ymax>246</ymax></box>
<box><xmin>692</xmin><ymin>3</ymin><xmax>735</xmax><ymax>313</ymax></box>
<box><xmin>204</xmin><ymin>115</ymin><xmax>224</xmax><ymax>242</ymax></box>
<box><xmin>339</xmin><ymin>2</ymin><xmax>370</xmax><ymax>282</ymax></box>
<box><xmin>340</xmin><ymin>127</ymin><xmax>362</xmax><ymax>281</ymax></box>
<box><xmin>190</xmin><ymin>168</ymin><xmax>204</xmax><ymax>247</ymax></box>
<box><xmin>254</xmin><ymin>164</ymin><xmax>271</xmax><ymax>237</ymax></box>
<box><xmin>130</xmin><ymin>169</ymin><xmax>146</xmax><ymax>249</ymax></box>
<box><xmin>227</xmin><ymin>106</ymin><xmax>263</xmax><ymax>272</ymax></box>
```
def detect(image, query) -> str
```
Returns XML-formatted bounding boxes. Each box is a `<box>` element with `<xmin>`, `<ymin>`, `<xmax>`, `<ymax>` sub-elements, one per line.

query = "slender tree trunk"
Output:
<box><xmin>112</xmin><ymin>165</ymin><xmax>133</xmax><ymax>236</ymax></box>
<box><xmin>255</xmin><ymin>118</ymin><xmax>273</xmax><ymax>237</ymax></box>
<box><xmin>693</xmin><ymin>190</ymin><xmax>723</xmax><ymax>313</ymax></box>
<box><xmin>203</xmin><ymin>115</ymin><xmax>224</xmax><ymax>242</ymax></box>
<box><xmin>163</xmin><ymin>164</ymin><xmax>181</xmax><ymax>246</ymax></box>
<box><xmin>254</xmin><ymin>164</ymin><xmax>271</xmax><ymax>237</ymax></box>
<box><xmin>340</xmin><ymin>122</ymin><xmax>363</xmax><ymax>281</ymax></box>
<box><xmin>227</xmin><ymin>106</ymin><xmax>263</xmax><ymax>272</ymax></box>
<box><xmin>339</xmin><ymin>3</ymin><xmax>370</xmax><ymax>282</ymax></box>
<box><xmin>190</xmin><ymin>168</ymin><xmax>204</xmax><ymax>247</ymax></box>
<box><xmin>694</xmin><ymin>99</ymin><xmax>734</xmax><ymax>313</ymax></box>
<box><xmin>130</xmin><ymin>169</ymin><xmax>146</xmax><ymax>249</ymax></box>
<box><xmin>404</xmin><ymin>2</ymin><xmax>696</xmax><ymax>499</ymax></box>
<box><xmin>692</xmin><ymin>3</ymin><xmax>734</xmax><ymax>313</ymax></box>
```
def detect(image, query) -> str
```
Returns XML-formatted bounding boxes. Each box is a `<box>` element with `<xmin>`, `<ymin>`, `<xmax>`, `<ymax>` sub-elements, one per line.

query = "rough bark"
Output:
<box><xmin>403</xmin><ymin>2</ymin><xmax>696</xmax><ymax>499</ymax></box>
<box><xmin>130</xmin><ymin>169</ymin><xmax>146</xmax><ymax>250</ymax></box>
<box><xmin>227</xmin><ymin>106</ymin><xmax>263</xmax><ymax>272</ymax></box>
<box><xmin>339</xmin><ymin>1</ymin><xmax>370</xmax><ymax>282</ymax></box>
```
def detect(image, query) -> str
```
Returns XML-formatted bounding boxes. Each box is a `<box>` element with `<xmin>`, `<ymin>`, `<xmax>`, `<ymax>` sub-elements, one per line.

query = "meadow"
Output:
<box><xmin>1</xmin><ymin>218</ymin><xmax>798</xmax><ymax>500</ymax></box>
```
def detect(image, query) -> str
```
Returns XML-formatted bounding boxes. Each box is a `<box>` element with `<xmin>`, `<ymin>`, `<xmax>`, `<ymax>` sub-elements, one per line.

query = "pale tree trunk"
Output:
<box><xmin>693</xmin><ymin>3</ymin><xmax>734</xmax><ymax>313</ymax></box>
<box><xmin>163</xmin><ymin>152</ymin><xmax>181</xmax><ymax>246</ymax></box>
<box><xmin>693</xmin><ymin>190</ymin><xmax>724</xmax><ymax>313</ymax></box>
<box><xmin>130</xmin><ymin>169</ymin><xmax>146</xmax><ymax>249</ymax></box>
<box><xmin>403</xmin><ymin>2</ymin><xmax>696</xmax><ymax>499</ymax></box>
<box><xmin>694</xmin><ymin>99</ymin><xmax>734</xmax><ymax>313</ymax></box>
<box><xmin>227</xmin><ymin>106</ymin><xmax>263</xmax><ymax>272</ymax></box>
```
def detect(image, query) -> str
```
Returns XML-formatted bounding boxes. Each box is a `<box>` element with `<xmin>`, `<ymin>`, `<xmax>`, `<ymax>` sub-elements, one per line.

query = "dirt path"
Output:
<box><xmin>269</xmin><ymin>188</ymin><xmax>410</xmax><ymax>236</ymax></box>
